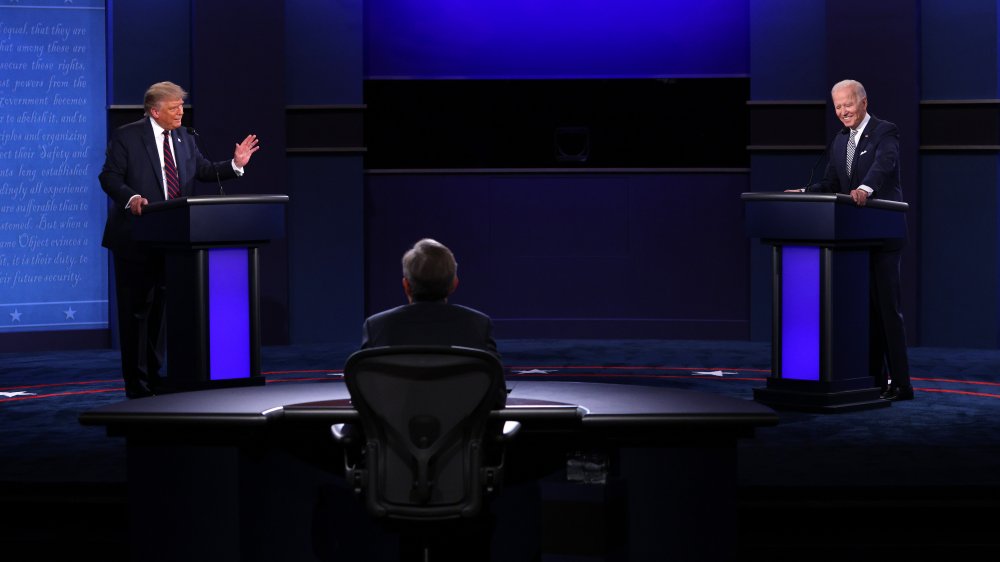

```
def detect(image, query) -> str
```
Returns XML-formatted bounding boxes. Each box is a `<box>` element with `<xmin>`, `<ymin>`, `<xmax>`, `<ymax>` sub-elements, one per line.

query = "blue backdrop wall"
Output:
<box><xmin>0</xmin><ymin>0</ymin><xmax>108</xmax><ymax>351</ymax></box>
<box><xmin>284</xmin><ymin>0</ymin><xmax>365</xmax><ymax>345</ymax></box>
<box><xmin>15</xmin><ymin>0</ymin><xmax>1000</xmax><ymax>350</ymax></box>
<box><xmin>918</xmin><ymin>0</ymin><xmax>1000</xmax><ymax>347</ymax></box>
<box><xmin>364</xmin><ymin>0</ymin><xmax>749</xmax><ymax>79</ymax></box>
<box><xmin>361</xmin><ymin>0</ymin><xmax>1000</xmax><ymax>349</ymax></box>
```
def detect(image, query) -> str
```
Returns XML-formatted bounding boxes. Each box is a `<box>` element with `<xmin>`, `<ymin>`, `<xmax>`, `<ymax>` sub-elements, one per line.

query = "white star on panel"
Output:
<box><xmin>63</xmin><ymin>307</ymin><xmax>76</xmax><ymax>320</ymax></box>
<box><xmin>9</xmin><ymin>309</ymin><xmax>22</xmax><ymax>323</ymax></box>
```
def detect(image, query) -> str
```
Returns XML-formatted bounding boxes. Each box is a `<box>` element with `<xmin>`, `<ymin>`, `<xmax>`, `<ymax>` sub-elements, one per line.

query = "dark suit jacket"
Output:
<box><xmin>99</xmin><ymin>118</ymin><xmax>237</xmax><ymax>260</ymax></box>
<box><xmin>807</xmin><ymin>115</ymin><xmax>902</xmax><ymax>203</ymax></box>
<box><xmin>361</xmin><ymin>301</ymin><xmax>498</xmax><ymax>355</ymax></box>
<box><xmin>807</xmin><ymin>115</ymin><xmax>910</xmax><ymax>383</ymax></box>
<box><xmin>361</xmin><ymin>301</ymin><xmax>504</xmax><ymax>405</ymax></box>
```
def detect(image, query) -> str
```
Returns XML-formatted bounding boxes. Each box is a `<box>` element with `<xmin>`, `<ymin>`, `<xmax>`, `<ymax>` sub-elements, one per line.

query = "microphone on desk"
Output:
<box><xmin>802</xmin><ymin>127</ymin><xmax>848</xmax><ymax>190</ymax></box>
<box><xmin>187</xmin><ymin>127</ymin><xmax>225</xmax><ymax>196</ymax></box>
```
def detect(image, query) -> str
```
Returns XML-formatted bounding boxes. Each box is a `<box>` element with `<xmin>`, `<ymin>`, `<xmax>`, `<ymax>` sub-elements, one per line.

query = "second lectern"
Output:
<box><xmin>133</xmin><ymin>194</ymin><xmax>288</xmax><ymax>392</ymax></box>
<box><xmin>742</xmin><ymin>192</ymin><xmax>908</xmax><ymax>411</ymax></box>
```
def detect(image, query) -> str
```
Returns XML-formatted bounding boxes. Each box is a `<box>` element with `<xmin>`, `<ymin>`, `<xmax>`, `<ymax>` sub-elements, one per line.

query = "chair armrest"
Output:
<box><xmin>500</xmin><ymin>420</ymin><xmax>521</xmax><ymax>441</ymax></box>
<box><xmin>331</xmin><ymin>423</ymin><xmax>351</xmax><ymax>444</ymax></box>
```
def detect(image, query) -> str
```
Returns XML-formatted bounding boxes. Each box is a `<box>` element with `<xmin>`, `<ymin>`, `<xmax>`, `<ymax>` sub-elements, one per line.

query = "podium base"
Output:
<box><xmin>753</xmin><ymin>383</ymin><xmax>890</xmax><ymax>413</ymax></box>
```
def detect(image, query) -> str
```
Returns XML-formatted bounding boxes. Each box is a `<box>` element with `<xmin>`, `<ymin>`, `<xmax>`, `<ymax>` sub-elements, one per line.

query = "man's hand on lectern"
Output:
<box><xmin>850</xmin><ymin>189</ymin><xmax>869</xmax><ymax>207</ymax></box>
<box><xmin>129</xmin><ymin>196</ymin><xmax>149</xmax><ymax>216</ymax></box>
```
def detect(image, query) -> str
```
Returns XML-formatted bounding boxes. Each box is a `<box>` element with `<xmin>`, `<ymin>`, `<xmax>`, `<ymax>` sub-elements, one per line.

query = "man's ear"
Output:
<box><xmin>449</xmin><ymin>276</ymin><xmax>459</xmax><ymax>295</ymax></box>
<box><xmin>402</xmin><ymin>278</ymin><xmax>413</xmax><ymax>299</ymax></box>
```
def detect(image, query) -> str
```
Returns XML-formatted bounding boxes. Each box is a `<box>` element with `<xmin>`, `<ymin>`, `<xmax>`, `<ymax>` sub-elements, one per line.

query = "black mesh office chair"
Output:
<box><xmin>333</xmin><ymin>345</ymin><xmax>515</xmax><ymax>528</ymax></box>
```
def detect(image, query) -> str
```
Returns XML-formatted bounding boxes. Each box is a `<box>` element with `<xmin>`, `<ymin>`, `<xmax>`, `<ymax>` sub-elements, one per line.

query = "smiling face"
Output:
<box><xmin>832</xmin><ymin>86</ymin><xmax>867</xmax><ymax>130</ymax></box>
<box><xmin>150</xmin><ymin>98</ymin><xmax>184</xmax><ymax>131</ymax></box>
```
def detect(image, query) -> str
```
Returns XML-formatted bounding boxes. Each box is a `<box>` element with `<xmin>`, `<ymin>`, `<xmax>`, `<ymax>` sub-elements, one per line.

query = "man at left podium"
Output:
<box><xmin>98</xmin><ymin>81</ymin><xmax>260</xmax><ymax>398</ymax></box>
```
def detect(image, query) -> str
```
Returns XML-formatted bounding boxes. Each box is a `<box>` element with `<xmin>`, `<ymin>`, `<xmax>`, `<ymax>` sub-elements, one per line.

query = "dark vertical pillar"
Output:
<box><xmin>748</xmin><ymin>0</ymin><xmax>828</xmax><ymax>341</ymax></box>
<box><xmin>285</xmin><ymin>0</ymin><xmax>366</xmax><ymax>344</ymax></box>
<box><xmin>826</xmin><ymin>0</ymin><xmax>921</xmax><ymax>344</ymax></box>
<box><xmin>108</xmin><ymin>0</ymin><xmax>191</xmax><ymax>105</ymax></box>
<box><xmin>107</xmin><ymin>0</ymin><xmax>194</xmax><ymax>353</ymax></box>
<box><xmin>190</xmin><ymin>0</ymin><xmax>289</xmax><ymax>344</ymax></box>
<box><xmin>918</xmin><ymin>0</ymin><xmax>1000</xmax><ymax>347</ymax></box>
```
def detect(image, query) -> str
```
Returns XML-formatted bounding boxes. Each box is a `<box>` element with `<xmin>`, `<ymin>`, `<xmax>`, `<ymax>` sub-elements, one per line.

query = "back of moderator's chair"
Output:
<box><xmin>342</xmin><ymin>345</ymin><xmax>505</xmax><ymax>521</ymax></box>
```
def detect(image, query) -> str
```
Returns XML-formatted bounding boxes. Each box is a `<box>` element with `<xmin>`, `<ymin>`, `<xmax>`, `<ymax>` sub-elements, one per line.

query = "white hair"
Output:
<box><xmin>831</xmin><ymin>79</ymin><xmax>867</xmax><ymax>100</ymax></box>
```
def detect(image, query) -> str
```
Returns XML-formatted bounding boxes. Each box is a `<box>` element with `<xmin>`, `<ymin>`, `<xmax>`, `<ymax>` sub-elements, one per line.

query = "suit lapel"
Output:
<box><xmin>142</xmin><ymin>120</ymin><xmax>166</xmax><ymax>199</ymax></box>
<box><xmin>850</xmin><ymin>116</ymin><xmax>879</xmax><ymax>184</ymax></box>
<box><xmin>172</xmin><ymin>129</ymin><xmax>188</xmax><ymax>193</ymax></box>
<box><xmin>833</xmin><ymin>128</ymin><xmax>851</xmax><ymax>190</ymax></box>
<box><xmin>856</xmin><ymin>117</ymin><xmax>877</xmax><ymax>153</ymax></box>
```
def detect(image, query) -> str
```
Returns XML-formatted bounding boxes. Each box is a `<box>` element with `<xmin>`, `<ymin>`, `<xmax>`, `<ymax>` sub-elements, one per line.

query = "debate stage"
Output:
<box><xmin>2</xmin><ymin>338</ymin><xmax>1000</xmax><ymax>560</ymax></box>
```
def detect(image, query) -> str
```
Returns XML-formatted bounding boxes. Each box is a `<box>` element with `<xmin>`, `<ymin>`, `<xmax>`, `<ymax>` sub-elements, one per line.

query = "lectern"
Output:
<box><xmin>133</xmin><ymin>194</ymin><xmax>288</xmax><ymax>392</ymax></box>
<box><xmin>742</xmin><ymin>192</ymin><xmax>908</xmax><ymax>411</ymax></box>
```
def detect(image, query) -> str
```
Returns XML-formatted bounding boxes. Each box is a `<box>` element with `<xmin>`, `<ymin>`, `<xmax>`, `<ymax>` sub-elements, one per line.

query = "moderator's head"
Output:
<box><xmin>402</xmin><ymin>238</ymin><xmax>457</xmax><ymax>302</ymax></box>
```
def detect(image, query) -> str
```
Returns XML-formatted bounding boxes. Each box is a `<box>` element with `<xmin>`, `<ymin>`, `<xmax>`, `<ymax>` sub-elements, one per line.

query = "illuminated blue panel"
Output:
<box><xmin>366</xmin><ymin>0</ymin><xmax>749</xmax><ymax>79</ymax></box>
<box><xmin>781</xmin><ymin>246</ymin><xmax>820</xmax><ymax>381</ymax></box>
<box><xmin>208</xmin><ymin>249</ymin><xmax>249</xmax><ymax>380</ymax></box>
<box><xmin>0</xmin><ymin>1</ymin><xmax>108</xmax><ymax>334</ymax></box>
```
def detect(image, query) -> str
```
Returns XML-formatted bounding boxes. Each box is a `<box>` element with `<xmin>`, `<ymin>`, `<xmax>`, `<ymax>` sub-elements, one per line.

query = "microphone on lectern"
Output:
<box><xmin>803</xmin><ymin>127</ymin><xmax>848</xmax><ymax>190</ymax></box>
<box><xmin>187</xmin><ymin>127</ymin><xmax>225</xmax><ymax>196</ymax></box>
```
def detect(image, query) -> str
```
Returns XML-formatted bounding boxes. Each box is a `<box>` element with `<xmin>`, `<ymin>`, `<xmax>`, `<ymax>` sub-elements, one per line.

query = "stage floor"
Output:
<box><xmin>2</xmin><ymin>338</ymin><xmax>1000</xmax><ymax>488</ymax></box>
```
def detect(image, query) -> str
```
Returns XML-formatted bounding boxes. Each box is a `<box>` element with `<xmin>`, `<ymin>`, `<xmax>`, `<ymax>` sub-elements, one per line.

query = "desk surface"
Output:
<box><xmin>80</xmin><ymin>380</ymin><xmax>778</xmax><ymax>434</ymax></box>
<box><xmin>82</xmin><ymin>382</ymin><xmax>777</xmax><ymax>561</ymax></box>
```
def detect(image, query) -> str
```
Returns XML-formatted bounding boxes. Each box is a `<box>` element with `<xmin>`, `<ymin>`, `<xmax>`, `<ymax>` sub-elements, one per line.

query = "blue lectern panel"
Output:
<box><xmin>208</xmin><ymin>248</ymin><xmax>249</xmax><ymax>380</ymax></box>
<box><xmin>781</xmin><ymin>246</ymin><xmax>819</xmax><ymax>381</ymax></box>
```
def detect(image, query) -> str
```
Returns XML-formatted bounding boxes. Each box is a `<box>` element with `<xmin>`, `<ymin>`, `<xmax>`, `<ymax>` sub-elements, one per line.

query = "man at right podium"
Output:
<box><xmin>789</xmin><ymin>79</ymin><xmax>913</xmax><ymax>401</ymax></box>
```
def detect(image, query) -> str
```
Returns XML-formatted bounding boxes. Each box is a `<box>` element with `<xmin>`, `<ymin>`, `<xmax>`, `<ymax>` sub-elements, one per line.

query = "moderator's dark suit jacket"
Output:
<box><xmin>361</xmin><ymin>301</ymin><xmax>498</xmax><ymax>355</ymax></box>
<box><xmin>361</xmin><ymin>301</ymin><xmax>504</xmax><ymax>405</ymax></box>
<box><xmin>806</xmin><ymin>115</ymin><xmax>902</xmax><ymax>203</ymax></box>
<box><xmin>99</xmin><ymin>118</ymin><xmax>237</xmax><ymax>261</ymax></box>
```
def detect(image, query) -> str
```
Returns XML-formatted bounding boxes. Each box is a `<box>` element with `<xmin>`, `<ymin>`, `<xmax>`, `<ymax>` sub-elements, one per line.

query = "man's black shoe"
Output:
<box><xmin>880</xmin><ymin>385</ymin><xmax>914</xmax><ymax>401</ymax></box>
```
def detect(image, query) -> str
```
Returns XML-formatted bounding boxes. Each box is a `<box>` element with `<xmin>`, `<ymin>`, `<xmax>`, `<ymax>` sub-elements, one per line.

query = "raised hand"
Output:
<box><xmin>233</xmin><ymin>134</ymin><xmax>260</xmax><ymax>168</ymax></box>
